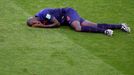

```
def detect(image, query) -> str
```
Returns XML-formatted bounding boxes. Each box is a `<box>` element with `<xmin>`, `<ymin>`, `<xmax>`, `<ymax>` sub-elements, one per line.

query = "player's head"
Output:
<box><xmin>26</xmin><ymin>17</ymin><xmax>41</xmax><ymax>27</ymax></box>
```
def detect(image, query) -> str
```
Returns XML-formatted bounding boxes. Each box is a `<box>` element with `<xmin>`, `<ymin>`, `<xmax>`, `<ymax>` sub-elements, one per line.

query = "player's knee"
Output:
<box><xmin>71</xmin><ymin>21</ymin><xmax>81</xmax><ymax>32</ymax></box>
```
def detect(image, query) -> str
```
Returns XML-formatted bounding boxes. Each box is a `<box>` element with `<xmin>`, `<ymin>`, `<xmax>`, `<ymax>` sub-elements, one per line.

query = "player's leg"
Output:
<box><xmin>65</xmin><ymin>8</ymin><xmax>106</xmax><ymax>33</ymax></box>
<box><xmin>71</xmin><ymin>20</ymin><xmax>105</xmax><ymax>33</ymax></box>
<box><xmin>71</xmin><ymin>20</ymin><xmax>113</xmax><ymax>36</ymax></box>
<box><xmin>81</xmin><ymin>19</ymin><xmax>130</xmax><ymax>33</ymax></box>
<box><xmin>97</xmin><ymin>23</ymin><xmax>122</xmax><ymax>29</ymax></box>
<box><xmin>65</xmin><ymin>8</ymin><xmax>113</xmax><ymax>36</ymax></box>
<box><xmin>81</xmin><ymin>19</ymin><xmax>122</xmax><ymax>29</ymax></box>
<box><xmin>80</xmin><ymin>20</ymin><xmax>97</xmax><ymax>26</ymax></box>
<box><xmin>97</xmin><ymin>23</ymin><xmax>130</xmax><ymax>33</ymax></box>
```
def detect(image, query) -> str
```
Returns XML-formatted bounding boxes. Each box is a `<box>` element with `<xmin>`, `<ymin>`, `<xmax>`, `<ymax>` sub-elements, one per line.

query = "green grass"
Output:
<box><xmin>0</xmin><ymin>0</ymin><xmax>134</xmax><ymax>75</ymax></box>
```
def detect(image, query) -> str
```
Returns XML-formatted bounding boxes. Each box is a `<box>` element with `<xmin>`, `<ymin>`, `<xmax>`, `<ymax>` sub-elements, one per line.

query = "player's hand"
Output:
<box><xmin>42</xmin><ymin>21</ymin><xmax>48</xmax><ymax>25</ymax></box>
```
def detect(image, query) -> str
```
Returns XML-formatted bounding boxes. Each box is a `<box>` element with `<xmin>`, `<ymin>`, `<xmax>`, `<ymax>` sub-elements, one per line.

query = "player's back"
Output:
<box><xmin>36</xmin><ymin>8</ymin><xmax>64</xmax><ymax>23</ymax></box>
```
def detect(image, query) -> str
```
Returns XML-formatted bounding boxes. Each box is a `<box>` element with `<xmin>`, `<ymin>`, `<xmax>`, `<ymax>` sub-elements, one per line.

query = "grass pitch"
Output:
<box><xmin>0</xmin><ymin>0</ymin><xmax>134</xmax><ymax>75</ymax></box>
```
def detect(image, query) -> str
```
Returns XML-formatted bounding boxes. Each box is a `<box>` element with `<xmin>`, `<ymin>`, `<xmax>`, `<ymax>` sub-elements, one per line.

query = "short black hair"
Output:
<box><xmin>26</xmin><ymin>17</ymin><xmax>34</xmax><ymax>27</ymax></box>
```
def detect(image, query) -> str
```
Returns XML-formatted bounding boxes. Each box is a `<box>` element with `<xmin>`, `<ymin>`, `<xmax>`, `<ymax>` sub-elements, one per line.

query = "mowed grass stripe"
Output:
<box><xmin>0</xmin><ymin>0</ymin><xmax>126</xmax><ymax>75</ymax></box>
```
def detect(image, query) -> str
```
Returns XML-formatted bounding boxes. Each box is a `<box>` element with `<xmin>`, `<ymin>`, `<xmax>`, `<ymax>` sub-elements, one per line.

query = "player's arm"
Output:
<box><xmin>43</xmin><ymin>17</ymin><xmax>60</xmax><ymax>28</ymax></box>
<box><xmin>32</xmin><ymin>17</ymin><xmax>60</xmax><ymax>28</ymax></box>
<box><xmin>32</xmin><ymin>14</ymin><xmax>60</xmax><ymax>28</ymax></box>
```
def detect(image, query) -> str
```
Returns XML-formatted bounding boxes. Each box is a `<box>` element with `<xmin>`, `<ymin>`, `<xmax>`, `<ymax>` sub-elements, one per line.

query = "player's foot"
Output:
<box><xmin>104</xmin><ymin>29</ymin><xmax>113</xmax><ymax>36</ymax></box>
<box><xmin>121</xmin><ymin>23</ymin><xmax>131</xmax><ymax>33</ymax></box>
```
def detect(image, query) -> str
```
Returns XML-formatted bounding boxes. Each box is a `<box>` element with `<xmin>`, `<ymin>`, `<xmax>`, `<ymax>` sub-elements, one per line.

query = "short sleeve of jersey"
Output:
<box><xmin>35</xmin><ymin>9</ymin><xmax>53</xmax><ymax>21</ymax></box>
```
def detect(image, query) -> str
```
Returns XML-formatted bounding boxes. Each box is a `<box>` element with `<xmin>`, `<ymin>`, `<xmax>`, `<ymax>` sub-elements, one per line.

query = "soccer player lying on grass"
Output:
<box><xmin>27</xmin><ymin>7</ymin><xmax>131</xmax><ymax>36</ymax></box>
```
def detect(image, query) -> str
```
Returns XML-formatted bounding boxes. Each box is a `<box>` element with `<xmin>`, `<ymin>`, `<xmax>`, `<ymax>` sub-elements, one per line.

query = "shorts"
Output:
<box><xmin>63</xmin><ymin>7</ymin><xmax>85</xmax><ymax>25</ymax></box>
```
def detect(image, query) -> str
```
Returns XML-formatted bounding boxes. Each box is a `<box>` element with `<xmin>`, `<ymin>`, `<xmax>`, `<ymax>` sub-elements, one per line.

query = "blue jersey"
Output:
<box><xmin>35</xmin><ymin>8</ymin><xmax>85</xmax><ymax>25</ymax></box>
<box><xmin>35</xmin><ymin>8</ymin><xmax>65</xmax><ymax>24</ymax></box>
